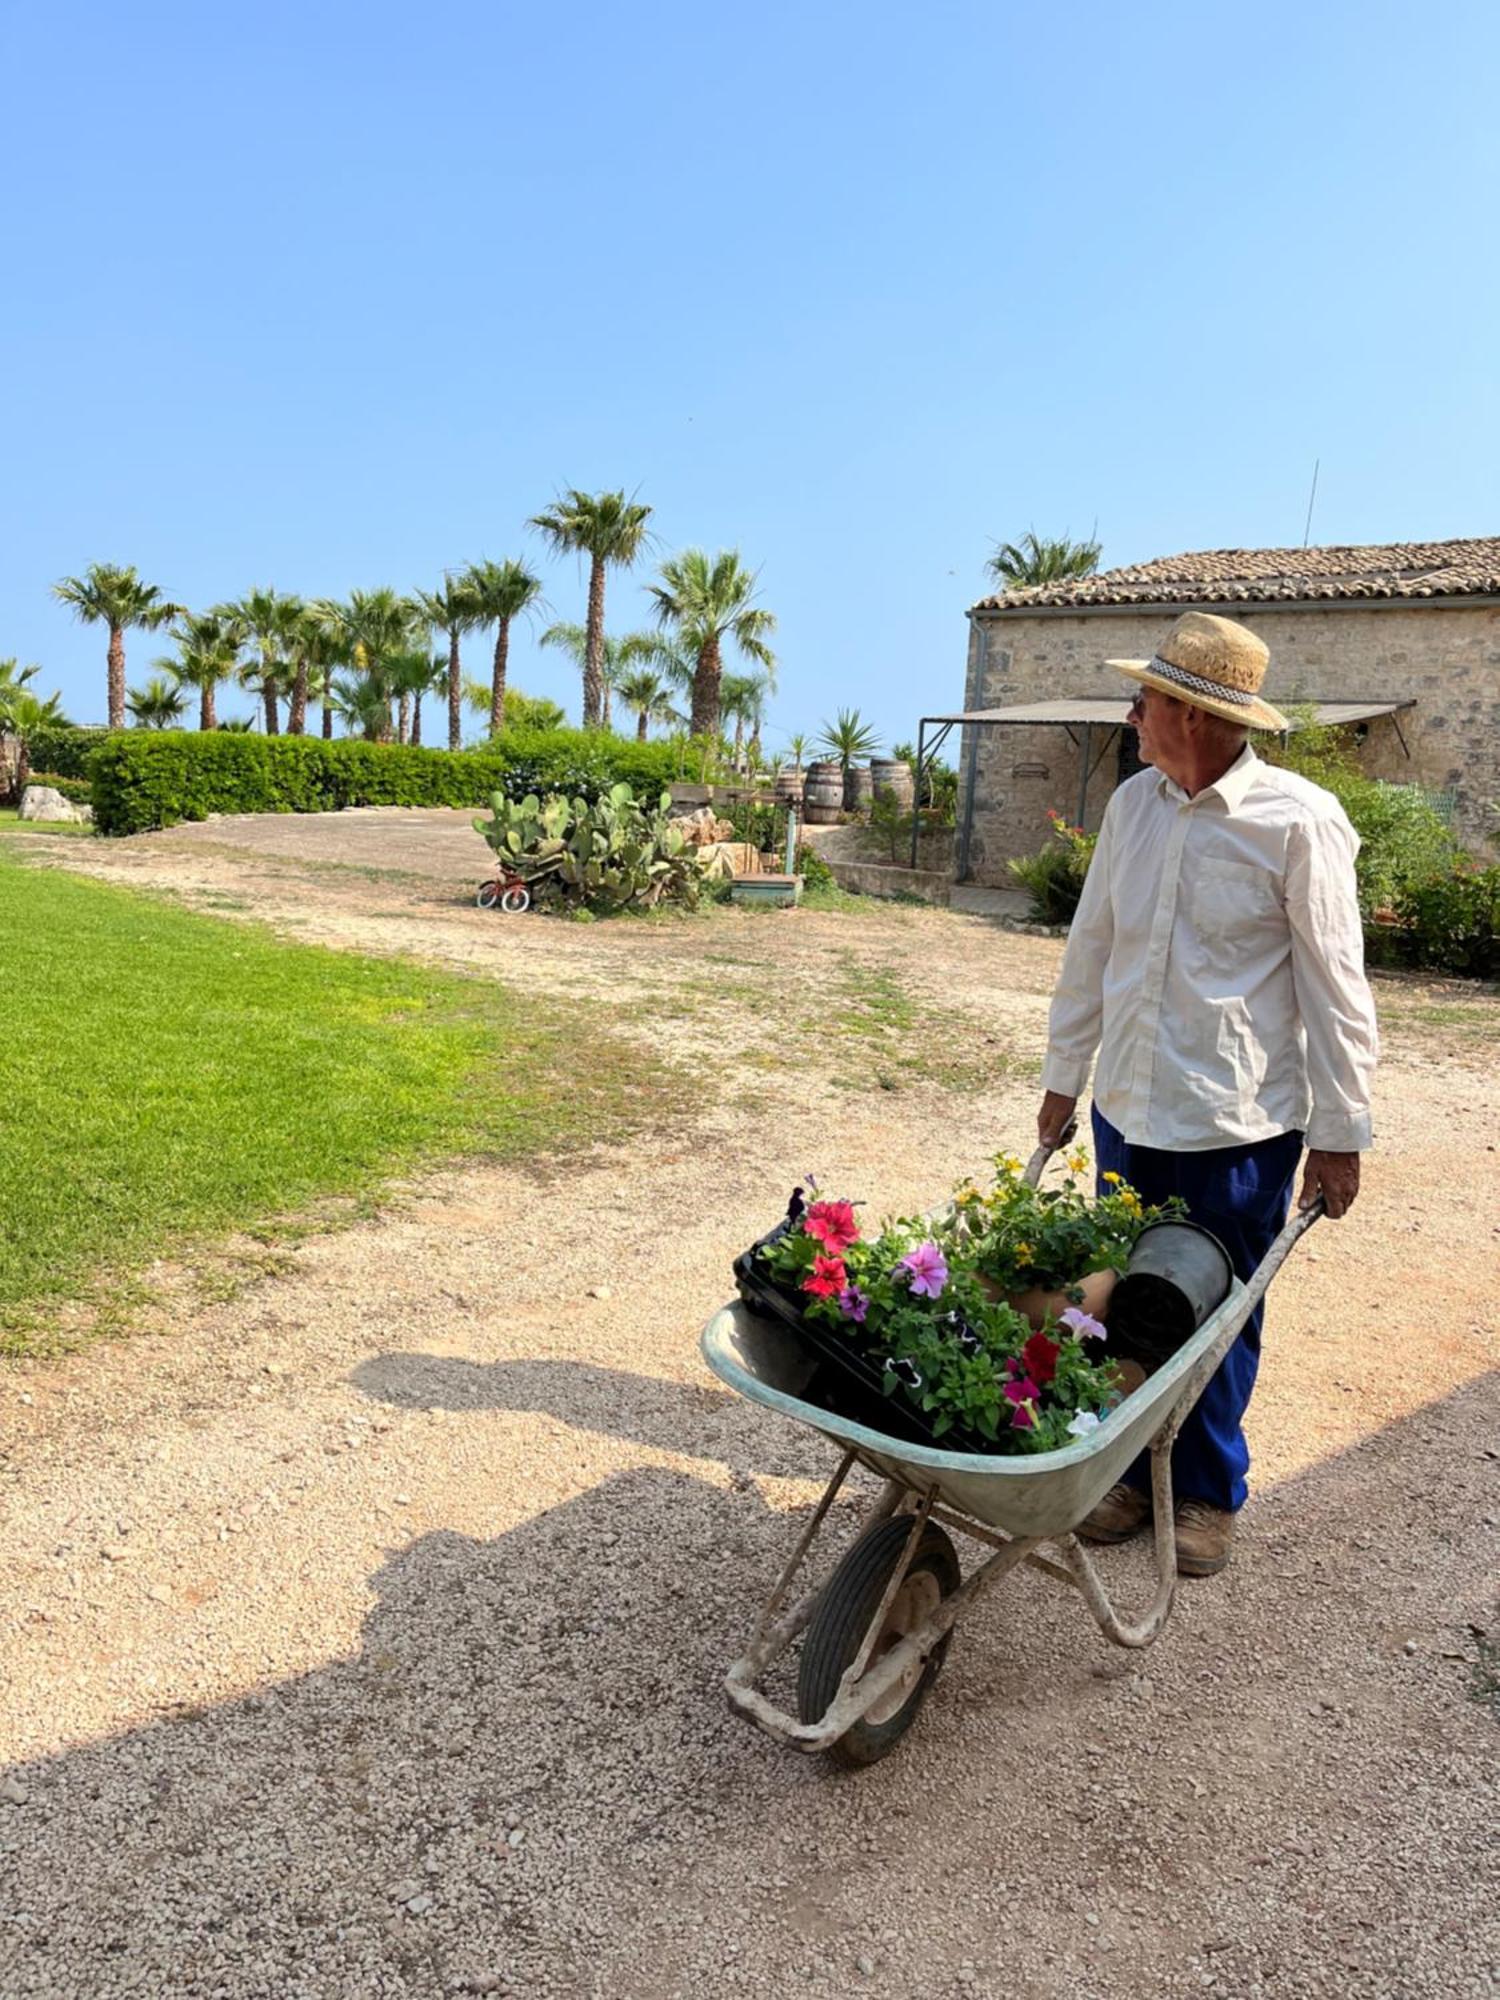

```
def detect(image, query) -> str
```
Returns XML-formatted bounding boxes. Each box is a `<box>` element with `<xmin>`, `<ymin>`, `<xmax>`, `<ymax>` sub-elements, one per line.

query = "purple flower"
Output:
<box><xmin>1059</xmin><ymin>1306</ymin><xmax>1107</xmax><ymax>1343</ymax></box>
<box><xmin>838</xmin><ymin>1284</ymin><xmax>869</xmax><ymax>1324</ymax></box>
<box><xmin>898</xmin><ymin>1241</ymin><xmax>949</xmax><ymax>1300</ymax></box>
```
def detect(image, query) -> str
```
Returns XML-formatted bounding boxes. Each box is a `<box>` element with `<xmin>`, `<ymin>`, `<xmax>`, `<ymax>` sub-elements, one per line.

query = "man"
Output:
<box><xmin>1037</xmin><ymin>611</ymin><xmax>1378</xmax><ymax>1576</ymax></box>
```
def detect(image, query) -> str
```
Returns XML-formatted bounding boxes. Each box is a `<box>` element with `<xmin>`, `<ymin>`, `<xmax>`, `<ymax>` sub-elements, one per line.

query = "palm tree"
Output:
<box><xmin>537</xmin><ymin>625</ymin><xmax>663</xmax><ymax>733</ymax></box>
<box><xmin>381</xmin><ymin>650</ymin><xmax>438</xmax><ymax>746</ymax></box>
<box><xmin>314</xmin><ymin>590</ymin><xmax>419</xmax><ymax>742</ymax></box>
<box><xmin>786</xmin><ymin>730</ymin><xmax>811</xmax><ymax>772</ymax></box>
<box><xmin>647</xmin><ymin>548</ymin><xmax>776</xmax><ymax>740</ymax></box>
<box><xmin>415</xmin><ymin>577</ymin><xmax>483</xmax><ymax>752</ymax></box>
<box><xmin>529</xmin><ymin>490</ymin><xmax>652</xmax><ymax>727</ymax></box>
<box><xmin>0</xmin><ymin>673</ymin><xmax>68</xmax><ymax>799</ymax></box>
<box><xmin>613</xmin><ymin>666</ymin><xmax>682</xmax><ymax>742</ymax></box>
<box><xmin>127</xmin><ymin>675</ymin><xmax>188</xmax><ymax>729</ymax></box>
<box><xmin>294</xmin><ymin>609</ymin><xmax>349</xmax><ymax>741</ymax></box>
<box><xmin>719</xmin><ymin>670</ymin><xmax>770</xmax><ymax>772</ymax></box>
<box><xmin>818</xmin><ymin>707</ymin><xmax>882</xmax><ymax>784</ymax></box>
<box><xmin>158</xmin><ymin>612</ymin><xmax>244</xmax><ymax>730</ymax></box>
<box><xmin>329</xmin><ymin>672</ymin><xmax>392</xmax><ymax>742</ymax></box>
<box><xmin>463</xmin><ymin>559</ymin><xmax>544</xmax><ymax>735</ymax></box>
<box><xmin>52</xmin><ymin>564</ymin><xmax>183</xmax><ymax>730</ymax></box>
<box><xmin>219</xmin><ymin>588</ymin><xmax>304</xmax><ymax>735</ymax></box>
<box><xmin>985</xmin><ymin>531</ymin><xmax>1102</xmax><ymax>592</ymax></box>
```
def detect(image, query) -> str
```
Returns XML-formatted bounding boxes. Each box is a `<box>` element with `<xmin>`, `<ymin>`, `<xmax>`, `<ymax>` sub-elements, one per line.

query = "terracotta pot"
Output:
<box><xmin>988</xmin><ymin>1266</ymin><xmax>1118</xmax><ymax>1331</ymax></box>
<box><xmin>1106</xmin><ymin>1358</ymin><xmax>1148</xmax><ymax>1401</ymax></box>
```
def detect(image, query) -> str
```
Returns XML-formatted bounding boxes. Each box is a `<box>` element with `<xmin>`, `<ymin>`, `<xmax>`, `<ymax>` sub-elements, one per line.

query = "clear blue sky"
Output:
<box><xmin>4</xmin><ymin>0</ymin><xmax>1497</xmax><ymax>744</ymax></box>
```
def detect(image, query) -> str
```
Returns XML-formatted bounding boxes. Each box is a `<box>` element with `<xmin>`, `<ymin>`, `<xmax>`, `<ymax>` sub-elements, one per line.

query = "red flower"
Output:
<box><xmin>804</xmin><ymin>1199</ymin><xmax>860</xmax><ymax>1255</ymax></box>
<box><xmin>803</xmin><ymin>1254</ymin><xmax>849</xmax><ymax>1299</ymax></box>
<box><xmin>1021</xmin><ymin>1331</ymin><xmax>1061</xmax><ymax>1388</ymax></box>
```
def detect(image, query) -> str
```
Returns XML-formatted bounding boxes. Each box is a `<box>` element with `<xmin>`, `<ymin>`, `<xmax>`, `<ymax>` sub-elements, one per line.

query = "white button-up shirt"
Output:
<box><xmin>1042</xmin><ymin>746</ymin><xmax>1378</xmax><ymax>1153</ymax></box>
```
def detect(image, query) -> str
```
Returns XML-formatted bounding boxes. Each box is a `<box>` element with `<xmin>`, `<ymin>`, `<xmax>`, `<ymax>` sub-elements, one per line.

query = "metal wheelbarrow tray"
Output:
<box><xmin>700</xmin><ymin>1163</ymin><xmax>1320</xmax><ymax>1766</ymax></box>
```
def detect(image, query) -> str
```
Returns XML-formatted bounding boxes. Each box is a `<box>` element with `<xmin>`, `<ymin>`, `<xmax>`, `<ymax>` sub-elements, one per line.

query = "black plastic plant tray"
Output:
<box><xmin>732</xmin><ymin>1230</ymin><xmax>991</xmax><ymax>1457</ymax></box>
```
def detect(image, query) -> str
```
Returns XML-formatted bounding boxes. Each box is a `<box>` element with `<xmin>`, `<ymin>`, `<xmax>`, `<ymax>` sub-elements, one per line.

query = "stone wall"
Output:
<box><xmin>960</xmin><ymin>602</ymin><xmax>1499</xmax><ymax>882</ymax></box>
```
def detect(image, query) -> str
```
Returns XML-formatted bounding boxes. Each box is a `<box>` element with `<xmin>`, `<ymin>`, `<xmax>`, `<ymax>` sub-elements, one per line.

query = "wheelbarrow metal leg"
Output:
<box><xmin>1058</xmin><ymin>1439</ymin><xmax>1179</xmax><ymax>1647</ymax></box>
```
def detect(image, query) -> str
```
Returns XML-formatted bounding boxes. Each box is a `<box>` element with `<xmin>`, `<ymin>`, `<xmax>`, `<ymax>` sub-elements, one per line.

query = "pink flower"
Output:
<box><xmin>805</xmin><ymin>1199</ymin><xmax>860</xmax><ymax>1255</ymax></box>
<box><xmin>898</xmin><ymin>1241</ymin><xmax>949</xmax><ymax>1299</ymax></box>
<box><xmin>1008</xmin><ymin>1395</ymin><xmax>1037</xmax><ymax>1431</ymax></box>
<box><xmin>1059</xmin><ymin>1306</ymin><xmax>1107</xmax><ymax>1343</ymax></box>
<box><xmin>802</xmin><ymin>1254</ymin><xmax>847</xmax><ymax>1300</ymax></box>
<box><xmin>1004</xmin><ymin>1376</ymin><xmax>1040</xmax><ymax>1409</ymax></box>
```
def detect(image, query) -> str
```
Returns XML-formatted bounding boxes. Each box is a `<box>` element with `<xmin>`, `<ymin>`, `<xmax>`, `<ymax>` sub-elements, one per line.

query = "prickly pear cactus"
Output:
<box><xmin>475</xmin><ymin>783</ymin><xmax>701</xmax><ymax>914</ymax></box>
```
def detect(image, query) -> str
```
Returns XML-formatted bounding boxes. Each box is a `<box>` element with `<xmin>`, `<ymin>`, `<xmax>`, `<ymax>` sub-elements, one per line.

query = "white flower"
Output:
<box><xmin>1066</xmin><ymin>1410</ymin><xmax>1103</xmax><ymax>1438</ymax></box>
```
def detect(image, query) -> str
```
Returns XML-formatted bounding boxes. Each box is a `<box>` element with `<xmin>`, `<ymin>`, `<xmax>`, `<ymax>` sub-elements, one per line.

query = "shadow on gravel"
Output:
<box><xmin>5</xmin><ymin>1374</ymin><xmax>1498</xmax><ymax>1997</ymax></box>
<box><xmin>0</xmin><ymin>1464</ymin><xmax>816</xmax><ymax>1996</ymax></box>
<box><xmin>351</xmin><ymin>1352</ymin><xmax>819</xmax><ymax>1478</ymax></box>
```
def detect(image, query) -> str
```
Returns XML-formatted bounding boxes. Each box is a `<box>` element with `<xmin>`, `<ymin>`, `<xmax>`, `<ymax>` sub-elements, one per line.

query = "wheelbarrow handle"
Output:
<box><xmin>1022</xmin><ymin>1116</ymin><xmax>1078</xmax><ymax>1189</ymax></box>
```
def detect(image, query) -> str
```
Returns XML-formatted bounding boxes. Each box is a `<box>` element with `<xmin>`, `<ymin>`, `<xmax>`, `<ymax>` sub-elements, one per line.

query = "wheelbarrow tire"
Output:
<box><xmin>798</xmin><ymin>1517</ymin><xmax>961</xmax><ymax>1768</ymax></box>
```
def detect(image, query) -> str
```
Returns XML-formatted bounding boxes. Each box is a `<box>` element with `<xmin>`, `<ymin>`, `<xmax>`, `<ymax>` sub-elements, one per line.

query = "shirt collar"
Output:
<box><xmin>1156</xmin><ymin>743</ymin><xmax>1261</xmax><ymax>811</ymax></box>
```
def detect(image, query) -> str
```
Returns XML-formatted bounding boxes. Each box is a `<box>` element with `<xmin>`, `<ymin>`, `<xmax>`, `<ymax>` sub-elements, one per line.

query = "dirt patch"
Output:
<box><xmin>2</xmin><ymin>813</ymin><xmax>1496</xmax><ymax>1999</ymax></box>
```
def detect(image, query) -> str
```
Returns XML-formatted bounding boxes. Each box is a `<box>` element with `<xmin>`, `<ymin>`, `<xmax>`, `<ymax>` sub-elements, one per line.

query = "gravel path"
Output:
<box><xmin>2</xmin><ymin>817</ymin><xmax>1497</xmax><ymax>1999</ymax></box>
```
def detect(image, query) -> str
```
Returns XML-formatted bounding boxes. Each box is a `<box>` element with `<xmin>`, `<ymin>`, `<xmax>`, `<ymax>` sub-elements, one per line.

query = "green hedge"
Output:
<box><xmin>26</xmin><ymin>771</ymin><xmax>92</xmax><ymax>804</ymax></box>
<box><xmin>23</xmin><ymin>724</ymin><xmax>110</xmax><ymax>780</ymax></box>
<box><xmin>88</xmin><ymin>728</ymin><xmax>681</xmax><ymax>836</ymax></box>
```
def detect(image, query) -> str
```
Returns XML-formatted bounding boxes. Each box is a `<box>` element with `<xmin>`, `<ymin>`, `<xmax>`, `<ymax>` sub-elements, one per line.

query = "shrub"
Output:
<box><xmin>1008</xmin><ymin>811</ymin><xmax>1098</xmax><ymax>922</ymax></box>
<box><xmin>88</xmin><ymin>728</ymin><xmax>680</xmax><ymax>836</ymax></box>
<box><xmin>25</xmin><ymin>771</ymin><xmax>92</xmax><ymax>804</ymax></box>
<box><xmin>797</xmin><ymin>842</ymin><xmax>837</xmax><ymax>892</ymax></box>
<box><xmin>1385</xmin><ymin>866</ymin><xmax>1500</xmax><ymax>979</ymax></box>
<box><xmin>20</xmin><ymin>723</ymin><xmax>109</xmax><ymax>781</ymax></box>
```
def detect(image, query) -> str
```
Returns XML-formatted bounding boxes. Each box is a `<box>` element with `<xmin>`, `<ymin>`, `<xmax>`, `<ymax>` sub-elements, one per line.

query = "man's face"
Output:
<box><xmin>1128</xmin><ymin>683</ymin><xmax>1193</xmax><ymax>779</ymax></box>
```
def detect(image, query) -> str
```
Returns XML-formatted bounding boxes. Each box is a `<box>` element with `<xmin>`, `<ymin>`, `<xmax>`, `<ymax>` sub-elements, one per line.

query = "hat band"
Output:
<box><xmin>1148</xmin><ymin>656</ymin><xmax>1256</xmax><ymax>708</ymax></box>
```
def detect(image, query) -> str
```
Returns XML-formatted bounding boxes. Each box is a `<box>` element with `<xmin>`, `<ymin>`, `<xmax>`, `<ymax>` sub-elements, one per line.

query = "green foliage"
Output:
<box><xmin>986</xmin><ymin>530</ymin><xmax>1102</xmax><ymax>591</ymax></box>
<box><xmin>88</xmin><ymin>727</ymin><xmax>680</xmax><ymax>836</ymax></box>
<box><xmin>723</xmin><ymin>798</ymin><xmax>781</xmax><ymax>851</ymax></box>
<box><xmin>20</xmin><ymin>724</ymin><xmax>109</xmax><ymax>778</ymax></box>
<box><xmin>26</xmin><ymin>771</ymin><xmax>91</xmax><ymax>803</ymax></box>
<box><xmin>1265</xmin><ymin>713</ymin><xmax>1457</xmax><ymax>913</ymax></box>
<box><xmin>796</xmin><ymin>842</ymin><xmax>836</xmax><ymax>892</ymax></box>
<box><xmin>474</xmin><ymin>781</ymin><xmax>701</xmax><ymax>914</ymax></box>
<box><xmin>1008</xmin><ymin>811</ymin><xmax>1098</xmax><ymax>922</ymax></box>
<box><xmin>817</xmin><ymin>706</ymin><xmax>881</xmax><ymax>770</ymax></box>
<box><xmin>1379</xmin><ymin>866</ymin><xmax>1500</xmax><ymax>978</ymax></box>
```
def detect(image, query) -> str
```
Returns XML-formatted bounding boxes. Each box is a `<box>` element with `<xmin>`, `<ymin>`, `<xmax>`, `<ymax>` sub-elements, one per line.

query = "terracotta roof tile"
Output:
<box><xmin>974</xmin><ymin>537</ymin><xmax>1500</xmax><ymax>611</ymax></box>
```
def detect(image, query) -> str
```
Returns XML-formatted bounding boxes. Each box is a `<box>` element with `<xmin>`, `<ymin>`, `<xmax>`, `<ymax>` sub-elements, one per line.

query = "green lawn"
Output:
<box><xmin>0</xmin><ymin>849</ymin><xmax>660</xmax><ymax>1349</ymax></box>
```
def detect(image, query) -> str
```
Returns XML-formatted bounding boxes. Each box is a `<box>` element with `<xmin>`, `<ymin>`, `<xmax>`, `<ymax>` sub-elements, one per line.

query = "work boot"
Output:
<box><xmin>1174</xmin><ymin>1497</ymin><xmax>1235</xmax><ymax>1577</ymax></box>
<box><xmin>1077</xmin><ymin>1482</ymin><xmax>1151</xmax><ymax>1544</ymax></box>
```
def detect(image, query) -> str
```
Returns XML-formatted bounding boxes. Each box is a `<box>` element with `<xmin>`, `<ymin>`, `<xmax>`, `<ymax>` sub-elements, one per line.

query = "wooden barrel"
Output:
<box><xmin>774</xmin><ymin>769</ymin><xmax>806</xmax><ymax>809</ymax></box>
<box><xmin>870</xmin><ymin>757</ymin><xmax>914</xmax><ymax>811</ymax></box>
<box><xmin>803</xmin><ymin>760</ymin><xmax>843</xmax><ymax>823</ymax></box>
<box><xmin>845</xmin><ymin>764</ymin><xmax>874</xmax><ymax>812</ymax></box>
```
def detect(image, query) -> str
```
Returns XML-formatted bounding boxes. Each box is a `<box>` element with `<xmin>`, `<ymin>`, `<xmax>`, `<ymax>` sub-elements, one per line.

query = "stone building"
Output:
<box><xmin>951</xmin><ymin>537</ymin><xmax>1500</xmax><ymax>884</ymax></box>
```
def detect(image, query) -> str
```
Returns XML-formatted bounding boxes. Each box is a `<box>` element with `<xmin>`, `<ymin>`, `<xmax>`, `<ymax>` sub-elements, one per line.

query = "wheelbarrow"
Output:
<box><xmin>700</xmin><ymin>1136</ymin><xmax>1322</xmax><ymax>1765</ymax></box>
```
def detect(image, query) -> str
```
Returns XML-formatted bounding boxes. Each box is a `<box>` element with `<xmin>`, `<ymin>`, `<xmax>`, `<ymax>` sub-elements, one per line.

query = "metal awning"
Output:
<box><xmin>912</xmin><ymin>697</ymin><xmax>1415</xmax><ymax>874</ymax></box>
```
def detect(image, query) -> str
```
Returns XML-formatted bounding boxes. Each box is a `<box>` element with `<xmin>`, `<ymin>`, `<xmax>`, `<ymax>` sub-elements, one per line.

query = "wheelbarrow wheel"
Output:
<box><xmin>798</xmin><ymin>1517</ymin><xmax>961</xmax><ymax>1767</ymax></box>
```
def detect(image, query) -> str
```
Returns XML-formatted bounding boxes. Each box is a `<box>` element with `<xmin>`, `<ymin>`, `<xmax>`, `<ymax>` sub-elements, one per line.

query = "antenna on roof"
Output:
<box><xmin>1302</xmin><ymin>459</ymin><xmax>1320</xmax><ymax>547</ymax></box>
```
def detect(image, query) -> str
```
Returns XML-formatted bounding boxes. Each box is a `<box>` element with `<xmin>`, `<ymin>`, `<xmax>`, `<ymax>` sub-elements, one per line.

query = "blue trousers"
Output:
<box><xmin>1092</xmin><ymin>1106</ymin><xmax>1303</xmax><ymax>1513</ymax></box>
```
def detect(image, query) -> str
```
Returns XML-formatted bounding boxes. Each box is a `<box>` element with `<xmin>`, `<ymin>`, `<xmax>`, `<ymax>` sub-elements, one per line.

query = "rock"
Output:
<box><xmin>388</xmin><ymin>1878</ymin><xmax>422</xmax><ymax>1903</ymax></box>
<box><xmin>18</xmin><ymin>785</ymin><xmax>86</xmax><ymax>824</ymax></box>
<box><xmin>405</xmin><ymin>1892</ymin><xmax>435</xmax><ymax>1916</ymax></box>
<box><xmin>2</xmin><ymin>1776</ymin><xmax>28</xmax><ymax>1805</ymax></box>
<box><xmin>101</xmin><ymin>1544</ymin><xmax>132</xmax><ymax>1562</ymax></box>
<box><xmin>587</xmin><ymin>1286</ymin><xmax>612</xmax><ymax>1301</ymax></box>
<box><xmin>856</xmin><ymin>1954</ymin><xmax>876</xmax><ymax>1977</ymax></box>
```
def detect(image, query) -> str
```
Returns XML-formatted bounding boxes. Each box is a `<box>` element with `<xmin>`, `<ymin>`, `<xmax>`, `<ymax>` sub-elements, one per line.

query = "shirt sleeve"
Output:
<box><xmin>1041</xmin><ymin>800</ymin><xmax>1117</xmax><ymax>1098</ymax></box>
<box><xmin>1284</xmin><ymin>808</ymin><xmax>1379</xmax><ymax>1151</ymax></box>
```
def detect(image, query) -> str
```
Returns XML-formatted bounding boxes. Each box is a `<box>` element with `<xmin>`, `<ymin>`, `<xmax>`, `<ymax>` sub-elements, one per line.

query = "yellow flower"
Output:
<box><xmin>1014</xmin><ymin>1241</ymin><xmax>1034</xmax><ymax>1260</ymax></box>
<box><xmin>1121</xmin><ymin>1190</ymin><xmax>1141</xmax><ymax>1213</ymax></box>
<box><xmin>1065</xmin><ymin>1149</ymin><xmax>1089</xmax><ymax>1175</ymax></box>
<box><xmin>997</xmin><ymin>1153</ymin><xmax>1023</xmax><ymax>1177</ymax></box>
<box><xmin>1102</xmin><ymin>1170</ymin><xmax>1122</xmax><ymax>1185</ymax></box>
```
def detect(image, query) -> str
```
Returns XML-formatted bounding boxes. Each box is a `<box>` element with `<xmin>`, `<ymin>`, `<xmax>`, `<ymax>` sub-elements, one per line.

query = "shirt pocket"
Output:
<box><xmin>1188</xmin><ymin>858</ymin><xmax>1285</xmax><ymax>960</ymax></box>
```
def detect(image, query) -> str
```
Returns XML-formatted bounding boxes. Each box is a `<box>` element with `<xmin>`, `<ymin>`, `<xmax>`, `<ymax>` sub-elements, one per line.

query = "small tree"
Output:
<box><xmin>985</xmin><ymin>531</ymin><xmax>1102</xmax><ymax>592</ymax></box>
<box><xmin>126</xmin><ymin>675</ymin><xmax>188</xmax><ymax>729</ymax></box>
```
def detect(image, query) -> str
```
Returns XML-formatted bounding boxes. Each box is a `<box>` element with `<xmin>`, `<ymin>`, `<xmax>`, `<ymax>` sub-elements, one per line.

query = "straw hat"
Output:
<box><xmin>1108</xmin><ymin>612</ymin><xmax>1289</xmax><ymax>732</ymax></box>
